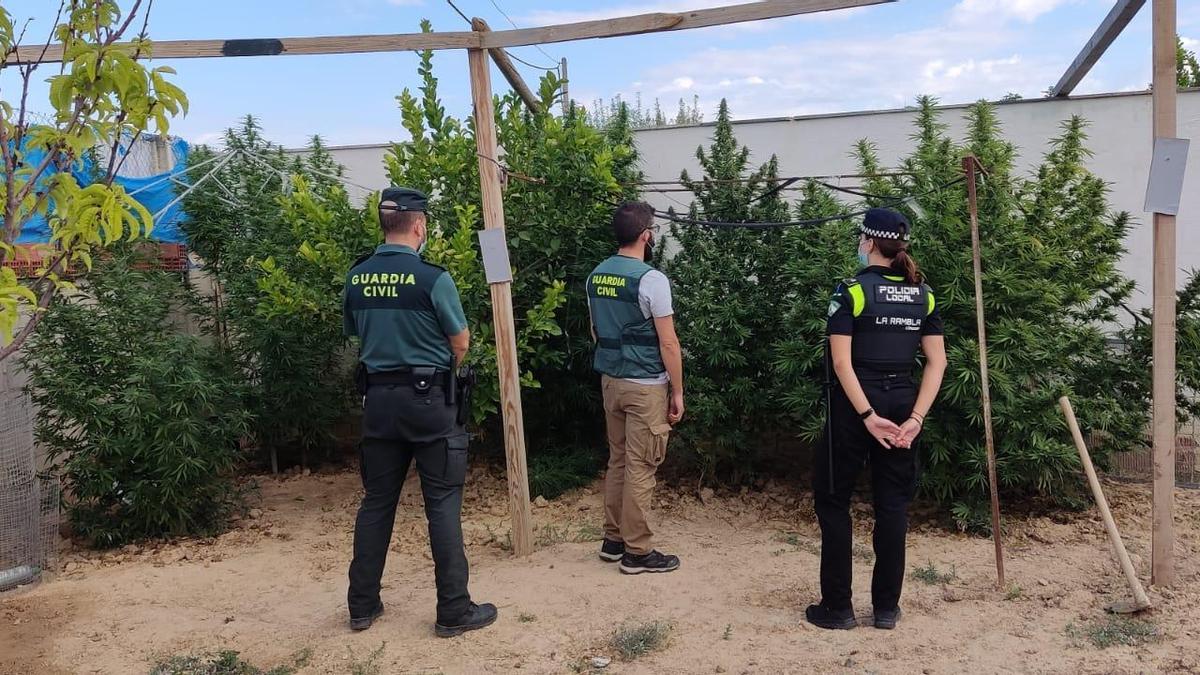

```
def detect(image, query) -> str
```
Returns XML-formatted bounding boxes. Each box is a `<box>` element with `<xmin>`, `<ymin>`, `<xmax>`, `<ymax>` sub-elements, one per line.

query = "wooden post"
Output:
<box><xmin>560</xmin><ymin>58</ymin><xmax>569</xmax><ymax>116</ymax></box>
<box><xmin>963</xmin><ymin>155</ymin><xmax>1006</xmax><ymax>588</ymax></box>
<box><xmin>467</xmin><ymin>46</ymin><xmax>535</xmax><ymax>557</ymax></box>
<box><xmin>1150</xmin><ymin>0</ymin><xmax>1177</xmax><ymax>587</ymax></box>
<box><xmin>1059</xmin><ymin>397</ymin><xmax>1152</xmax><ymax>611</ymax></box>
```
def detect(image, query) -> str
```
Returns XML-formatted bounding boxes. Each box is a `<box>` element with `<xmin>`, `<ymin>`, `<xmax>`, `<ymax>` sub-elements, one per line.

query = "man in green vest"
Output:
<box><xmin>343</xmin><ymin>187</ymin><xmax>496</xmax><ymax>637</ymax></box>
<box><xmin>587</xmin><ymin>201</ymin><xmax>685</xmax><ymax>575</ymax></box>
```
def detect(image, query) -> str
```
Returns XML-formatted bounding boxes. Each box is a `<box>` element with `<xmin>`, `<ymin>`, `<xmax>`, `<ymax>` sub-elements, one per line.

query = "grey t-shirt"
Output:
<box><xmin>588</xmin><ymin>269</ymin><xmax>674</xmax><ymax>385</ymax></box>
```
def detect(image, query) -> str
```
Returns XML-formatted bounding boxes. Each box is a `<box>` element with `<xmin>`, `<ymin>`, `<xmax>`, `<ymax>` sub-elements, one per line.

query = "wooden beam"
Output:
<box><xmin>7</xmin><ymin>0</ymin><xmax>892</xmax><ymax>65</ymax></box>
<box><xmin>5</xmin><ymin>32</ymin><xmax>481</xmax><ymax>65</ymax></box>
<box><xmin>478</xmin><ymin>0</ymin><xmax>891</xmax><ymax>49</ymax></box>
<box><xmin>1150</xmin><ymin>0</ymin><xmax>1177</xmax><ymax>588</ymax></box>
<box><xmin>467</xmin><ymin>46</ymin><xmax>535</xmax><ymax>558</ymax></box>
<box><xmin>1050</xmin><ymin>0</ymin><xmax>1146</xmax><ymax>97</ymax></box>
<box><xmin>472</xmin><ymin>18</ymin><xmax>543</xmax><ymax>115</ymax></box>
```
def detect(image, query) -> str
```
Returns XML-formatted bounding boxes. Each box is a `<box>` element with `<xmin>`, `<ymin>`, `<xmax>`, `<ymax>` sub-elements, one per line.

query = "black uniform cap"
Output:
<box><xmin>379</xmin><ymin>186</ymin><xmax>428</xmax><ymax>213</ymax></box>
<box><xmin>860</xmin><ymin>207</ymin><xmax>910</xmax><ymax>241</ymax></box>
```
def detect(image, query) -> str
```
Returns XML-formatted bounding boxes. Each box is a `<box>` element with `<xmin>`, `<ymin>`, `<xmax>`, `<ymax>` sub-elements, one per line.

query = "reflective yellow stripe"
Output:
<box><xmin>927</xmin><ymin>290</ymin><xmax>936</xmax><ymax>316</ymax></box>
<box><xmin>883</xmin><ymin>275</ymin><xmax>905</xmax><ymax>282</ymax></box>
<box><xmin>848</xmin><ymin>284</ymin><xmax>866</xmax><ymax>317</ymax></box>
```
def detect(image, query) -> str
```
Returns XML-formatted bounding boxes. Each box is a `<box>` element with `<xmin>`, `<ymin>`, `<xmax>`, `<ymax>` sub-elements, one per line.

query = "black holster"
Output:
<box><xmin>456</xmin><ymin>365</ymin><xmax>476</xmax><ymax>426</ymax></box>
<box><xmin>354</xmin><ymin>362</ymin><xmax>368</xmax><ymax>396</ymax></box>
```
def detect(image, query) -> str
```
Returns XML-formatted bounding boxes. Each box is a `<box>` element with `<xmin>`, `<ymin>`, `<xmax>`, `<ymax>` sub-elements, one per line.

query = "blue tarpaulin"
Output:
<box><xmin>11</xmin><ymin>136</ymin><xmax>190</xmax><ymax>245</ymax></box>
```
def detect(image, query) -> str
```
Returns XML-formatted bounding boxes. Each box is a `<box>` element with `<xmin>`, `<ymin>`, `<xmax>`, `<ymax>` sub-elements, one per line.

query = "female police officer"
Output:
<box><xmin>806</xmin><ymin>207</ymin><xmax>947</xmax><ymax>631</ymax></box>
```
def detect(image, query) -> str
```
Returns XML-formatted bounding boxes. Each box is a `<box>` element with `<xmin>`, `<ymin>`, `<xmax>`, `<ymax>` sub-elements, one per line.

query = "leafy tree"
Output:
<box><xmin>586</xmin><ymin>93</ymin><xmax>703</xmax><ymax>130</ymax></box>
<box><xmin>1178</xmin><ymin>36</ymin><xmax>1200</xmax><ymax>88</ymax></box>
<box><xmin>383</xmin><ymin>24</ymin><xmax>638</xmax><ymax>451</ymax></box>
<box><xmin>0</xmin><ymin>1</ymin><xmax>187</xmax><ymax>356</ymax></box>
<box><xmin>662</xmin><ymin>99</ymin><xmax>792</xmax><ymax>481</ymax></box>
<box><xmin>182</xmin><ymin>118</ymin><xmax>367</xmax><ymax>467</ymax></box>
<box><xmin>23</xmin><ymin>245</ymin><xmax>249</xmax><ymax>547</ymax></box>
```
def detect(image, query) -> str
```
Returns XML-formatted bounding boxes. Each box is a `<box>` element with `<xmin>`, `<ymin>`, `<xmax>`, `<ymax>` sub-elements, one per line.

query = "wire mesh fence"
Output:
<box><xmin>0</xmin><ymin>360</ymin><xmax>59</xmax><ymax>593</ymax></box>
<box><xmin>1095</xmin><ymin>391</ymin><xmax>1200</xmax><ymax>488</ymax></box>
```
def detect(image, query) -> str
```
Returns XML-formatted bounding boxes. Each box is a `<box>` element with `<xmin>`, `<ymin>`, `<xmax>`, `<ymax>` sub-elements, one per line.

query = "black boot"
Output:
<box><xmin>873</xmin><ymin>607</ymin><xmax>901</xmax><ymax>630</ymax></box>
<box><xmin>349</xmin><ymin>603</ymin><xmax>384</xmax><ymax>631</ymax></box>
<box><xmin>805</xmin><ymin>604</ymin><xmax>857</xmax><ymax>630</ymax></box>
<box><xmin>435</xmin><ymin>602</ymin><xmax>498</xmax><ymax>638</ymax></box>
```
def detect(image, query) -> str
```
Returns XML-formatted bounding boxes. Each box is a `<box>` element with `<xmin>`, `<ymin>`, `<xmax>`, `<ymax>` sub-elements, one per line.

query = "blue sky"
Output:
<box><xmin>4</xmin><ymin>0</ymin><xmax>1200</xmax><ymax>148</ymax></box>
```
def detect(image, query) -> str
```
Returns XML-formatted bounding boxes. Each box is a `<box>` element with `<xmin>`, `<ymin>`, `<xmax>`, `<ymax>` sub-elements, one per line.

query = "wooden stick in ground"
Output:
<box><xmin>472</xmin><ymin>18</ymin><xmax>543</xmax><ymax>115</ymax></box>
<box><xmin>1058</xmin><ymin>397</ymin><xmax>1152</xmax><ymax>610</ymax></box>
<box><xmin>963</xmin><ymin>155</ymin><xmax>1006</xmax><ymax>588</ymax></box>
<box><xmin>467</xmin><ymin>45</ymin><xmax>535</xmax><ymax>557</ymax></box>
<box><xmin>1149</xmin><ymin>0</ymin><xmax>1177</xmax><ymax>588</ymax></box>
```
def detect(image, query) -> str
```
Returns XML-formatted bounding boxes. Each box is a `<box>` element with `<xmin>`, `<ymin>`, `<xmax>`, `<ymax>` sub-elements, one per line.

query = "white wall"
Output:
<box><xmin>314</xmin><ymin>90</ymin><xmax>1200</xmax><ymax>310</ymax></box>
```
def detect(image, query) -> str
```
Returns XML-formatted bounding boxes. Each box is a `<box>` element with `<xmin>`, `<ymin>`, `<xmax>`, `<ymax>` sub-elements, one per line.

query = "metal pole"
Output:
<box><xmin>1150</xmin><ymin>0</ymin><xmax>1177</xmax><ymax>587</ymax></box>
<box><xmin>964</xmin><ymin>155</ymin><xmax>1005</xmax><ymax>588</ymax></box>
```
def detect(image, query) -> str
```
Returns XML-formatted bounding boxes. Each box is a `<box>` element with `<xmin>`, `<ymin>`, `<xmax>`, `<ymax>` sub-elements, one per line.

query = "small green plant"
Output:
<box><xmin>772</xmin><ymin>532</ymin><xmax>819</xmax><ymax>556</ymax></box>
<box><xmin>518</xmin><ymin>612</ymin><xmax>537</xmax><ymax>623</ymax></box>
<box><xmin>346</xmin><ymin>643</ymin><xmax>386</xmax><ymax>675</ymax></box>
<box><xmin>909</xmin><ymin>561</ymin><xmax>958</xmax><ymax>585</ymax></box>
<box><xmin>1066</xmin><ymin>616</ymin><xmax>1162</xmax><ymax>649</ymax></box>
<box><xmin>150</xmin><ymin>649</ymin><xmax>305</xmax><ymax>675</ymax></box>
<box><xmin>528</xmin><ymin>446</ymin><xmax>604</xmax><ymax>500</ymax></box>
<box><xmin>611</xmin><ymin>620</ymin><xmax>672</xmax><ymax>661</ymax></box>
<box><xmin>722</xmin><ymin>624</ymin><xmax>733</xmax><ymax>640</ymax></box>
<box><xmin>1005</xmin><ymin>584</ymin><xmax>1024</xmax><ymax>601</ymax></box>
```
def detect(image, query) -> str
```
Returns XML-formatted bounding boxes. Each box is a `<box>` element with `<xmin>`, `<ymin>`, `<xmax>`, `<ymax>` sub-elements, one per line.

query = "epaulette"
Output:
<box><xmin>350</xmin><ymin>251</ymin><xmax>374</xmax><ymax>269</ymax></box>
<box><xmin>421</xmin><ymin>259</ymin><xmax>448</xmax><ymax>273</ymax></box>
<box><xmin>842</xmin><ymin>277</ymin><xmax>860</xmax><ymax>287</ymax></box>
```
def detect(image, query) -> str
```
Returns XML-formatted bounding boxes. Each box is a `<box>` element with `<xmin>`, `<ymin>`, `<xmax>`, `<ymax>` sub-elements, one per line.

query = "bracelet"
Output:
<box><xmin>858</xmin><ymin>408</ymin><xmax>875</xmax><ymax>421</ymax></box>
<box><xmin>908</xmin><ymin>415</ymin><xmax>924</xmax><ymax>427</ymax></box>
<box><xmin>910</xmin><ymin>410</ymin><xmax>926</xmax><ymax>422</ymax></box>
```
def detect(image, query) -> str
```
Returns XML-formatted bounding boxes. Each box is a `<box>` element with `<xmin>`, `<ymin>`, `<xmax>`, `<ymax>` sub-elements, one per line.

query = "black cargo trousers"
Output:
<box><xmin>813</xmin><ymin>374</ymin><xmax>919</xmax><ymax>613</ymax></box>
<box><xmin>347</xmin><ymin>374</ymin><xmax>471</xmax><ymax>624</ymax></box>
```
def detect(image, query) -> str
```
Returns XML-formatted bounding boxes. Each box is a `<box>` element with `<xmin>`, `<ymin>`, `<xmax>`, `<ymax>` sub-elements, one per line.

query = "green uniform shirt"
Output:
<box><xmin>342</xmin><ymin>244</ymin><xmax>467</xmax><ymax>372</ymax></box>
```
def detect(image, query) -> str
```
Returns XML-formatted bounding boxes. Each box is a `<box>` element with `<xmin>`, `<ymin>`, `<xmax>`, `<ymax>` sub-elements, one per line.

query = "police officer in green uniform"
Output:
<box><xmin>806</xmin><ymin>208</ymin><xmax>947</xmax><ymax>631</ymax></box>
<box><xmin>343</xmin><ymin>187</ymin><xmax>496</xmax><ymax>637</ymax></box>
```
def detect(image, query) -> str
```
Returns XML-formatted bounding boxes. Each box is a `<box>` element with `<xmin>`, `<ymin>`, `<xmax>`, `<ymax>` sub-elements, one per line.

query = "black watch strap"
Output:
<box><xmin>858</xmin><ymin>408</ymin><xmax>875</xmax><ymax>420</ymax></box>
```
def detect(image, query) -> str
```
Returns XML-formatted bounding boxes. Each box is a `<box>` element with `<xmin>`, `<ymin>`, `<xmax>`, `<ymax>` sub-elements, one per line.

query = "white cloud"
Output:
<box><xmin>601</xmin><ymin>14</ymin><xmax>1064</xmax><ymax>121</ymax></box>
<box><xmin>950</xmin><ymin>0</ymin><xmax>1076</xmax><ymax>25</ymax></box>
<box><xmin>1183</xmin><ymin>36</ymin><xmax>1200</xmax><ymax>52</ymax></box>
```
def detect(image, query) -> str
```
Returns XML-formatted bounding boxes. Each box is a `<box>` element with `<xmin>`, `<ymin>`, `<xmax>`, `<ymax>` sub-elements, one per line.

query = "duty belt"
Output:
<box><xmin>366</xmin><ymin>369</ymin><xmax>449</xmax><ymax>388</ymax></box>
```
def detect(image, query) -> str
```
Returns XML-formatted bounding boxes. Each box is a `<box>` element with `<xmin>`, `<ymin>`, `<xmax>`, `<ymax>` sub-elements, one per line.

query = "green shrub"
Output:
<box><xmin>528</xmin><ymin>445</ymin><xmax>603</xmax><ymax>499</ymax></box>
<box><xmin>182</xmin><ymin>118</ymin><xmax>370</xmax><ymax>467</ymax></box>
<box><xmin>24</xmin><ymin>246</ymin><xmax>249</xmax><ymax>548</ymax></box>
<box><xmin>663</xmin><ymin>99</ymin><xmax>794</xmax><ymax>481</ymax></box>
<box><xmin>610</xmin><ymin>620</ymin><xmax>673</xmax><ymax>661</ymax></box>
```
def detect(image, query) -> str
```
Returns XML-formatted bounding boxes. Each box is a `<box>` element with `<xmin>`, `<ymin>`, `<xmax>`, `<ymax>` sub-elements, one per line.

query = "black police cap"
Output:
<box><xmin>860</xmin><ymin>207</ymin><xmax>910</xmax><ymax>241</ymax></box>
<box><xmin>379</xmin><ymin>186</ymin><xmax>428</xmax><ymax>213</ymax></box>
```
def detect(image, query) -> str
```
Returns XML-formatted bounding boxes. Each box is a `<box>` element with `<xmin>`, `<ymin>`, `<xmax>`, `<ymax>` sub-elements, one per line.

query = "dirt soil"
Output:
<box><xmin>2</xmin><ymin>466</ymin><xmax>1199</xmax><ymax>675</ymax></box>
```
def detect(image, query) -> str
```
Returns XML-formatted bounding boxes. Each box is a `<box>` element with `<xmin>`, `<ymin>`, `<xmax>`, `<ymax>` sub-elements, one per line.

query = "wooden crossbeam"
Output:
<box><xmin>5</xmin><ymin>0</ymin><xmax>893</xmax><ymax>65</ymax></box>
<box><xmin>1050</xmin><ymin>0</ymin><xmax>1146</xmax><ymax>97</ymax></box>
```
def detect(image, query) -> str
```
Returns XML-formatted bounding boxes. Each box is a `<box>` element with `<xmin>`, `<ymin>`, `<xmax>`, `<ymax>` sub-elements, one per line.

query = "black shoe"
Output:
<box><xmin>619</xmin><ymin>550</ymin><xmax>680</xmax><ymax>575</ymax></box>
<box><xmin>599</xmin><ymin>539</ymin><xmax>625</xmax><ymax>562</ymax></box>
<box><xmin>873</xmin><ymin>607</ymin><xmax>901</xmax><ymax>630</ymax></box>
<box><xmin>805</xmin><ymin>604</ymin><xmax>856</xmax><ymax>630</ymax></box>
<box><xmin>349</xmin><ymin>603</ymin><xmax>384</xmax><ymax>631</ymax></box>
<box><xmin>435</xmin><ymin>602</ymin><xmax>498</xmax><ymax>638</ymax></box>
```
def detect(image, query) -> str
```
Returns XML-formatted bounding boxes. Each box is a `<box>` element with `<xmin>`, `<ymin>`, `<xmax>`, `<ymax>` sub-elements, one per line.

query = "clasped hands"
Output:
<box><xmin>864</xmin><ymin>413</ymin><xmax>922</xmax><ymax>449</ymax></box>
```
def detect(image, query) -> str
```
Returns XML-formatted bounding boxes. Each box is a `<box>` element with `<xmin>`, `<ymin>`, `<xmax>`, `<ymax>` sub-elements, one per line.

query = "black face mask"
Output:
<box><xmin>644</xmin><ymin>234</ymin><xmax>655</xmax><ymax>263</ymax></box>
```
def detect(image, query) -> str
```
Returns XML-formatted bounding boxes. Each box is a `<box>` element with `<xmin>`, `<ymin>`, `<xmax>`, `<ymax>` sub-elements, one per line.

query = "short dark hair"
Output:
<box><xmin>379</xmin><ymin>202</ymin><xmax>424</xmax><ymax>234</ymax></box>
<box><xmin>612</xmin><ymin>201</ymin><xmax>654</xmax><ymax>245</ymax></box>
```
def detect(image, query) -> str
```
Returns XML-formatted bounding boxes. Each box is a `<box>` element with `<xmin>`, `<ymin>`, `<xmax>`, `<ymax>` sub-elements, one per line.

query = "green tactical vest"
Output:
<box><xmin>587</xmin><ymin>255</ymin><xmax>666</xmax><ymax>379</ymax></box>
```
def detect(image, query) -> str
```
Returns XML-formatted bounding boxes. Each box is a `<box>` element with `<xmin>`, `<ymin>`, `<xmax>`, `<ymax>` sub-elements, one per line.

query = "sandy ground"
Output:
<box><xmin>2</xmin><ymin>465</ymin><xmax>1199</xmax><ymax>675</ymax></box>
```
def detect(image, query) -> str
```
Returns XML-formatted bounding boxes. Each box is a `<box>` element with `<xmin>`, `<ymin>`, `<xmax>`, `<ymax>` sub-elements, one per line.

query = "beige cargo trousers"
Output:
<box><xmin>601</xmin><ymin>375</ymin><xmax>671</xmax><ymax>555</ymax></box>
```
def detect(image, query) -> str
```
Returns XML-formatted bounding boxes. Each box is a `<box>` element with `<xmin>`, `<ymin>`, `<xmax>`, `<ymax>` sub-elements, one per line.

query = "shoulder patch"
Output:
<box><xmin>843</xmin><ymin>277</ymin><xmax>860</xmax><ymax>287</ymax></box>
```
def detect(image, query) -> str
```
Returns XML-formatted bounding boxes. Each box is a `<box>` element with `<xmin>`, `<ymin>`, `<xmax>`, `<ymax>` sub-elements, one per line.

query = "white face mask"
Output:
<box><xmin>857</xmin><ymin>241</ymin><xmax>870</xmax><ymax>267</ymax></box>
<box><xmin>416</xmin><ymin>224</ymin><xmax>428</xmax><ymax>255</ymax></box>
